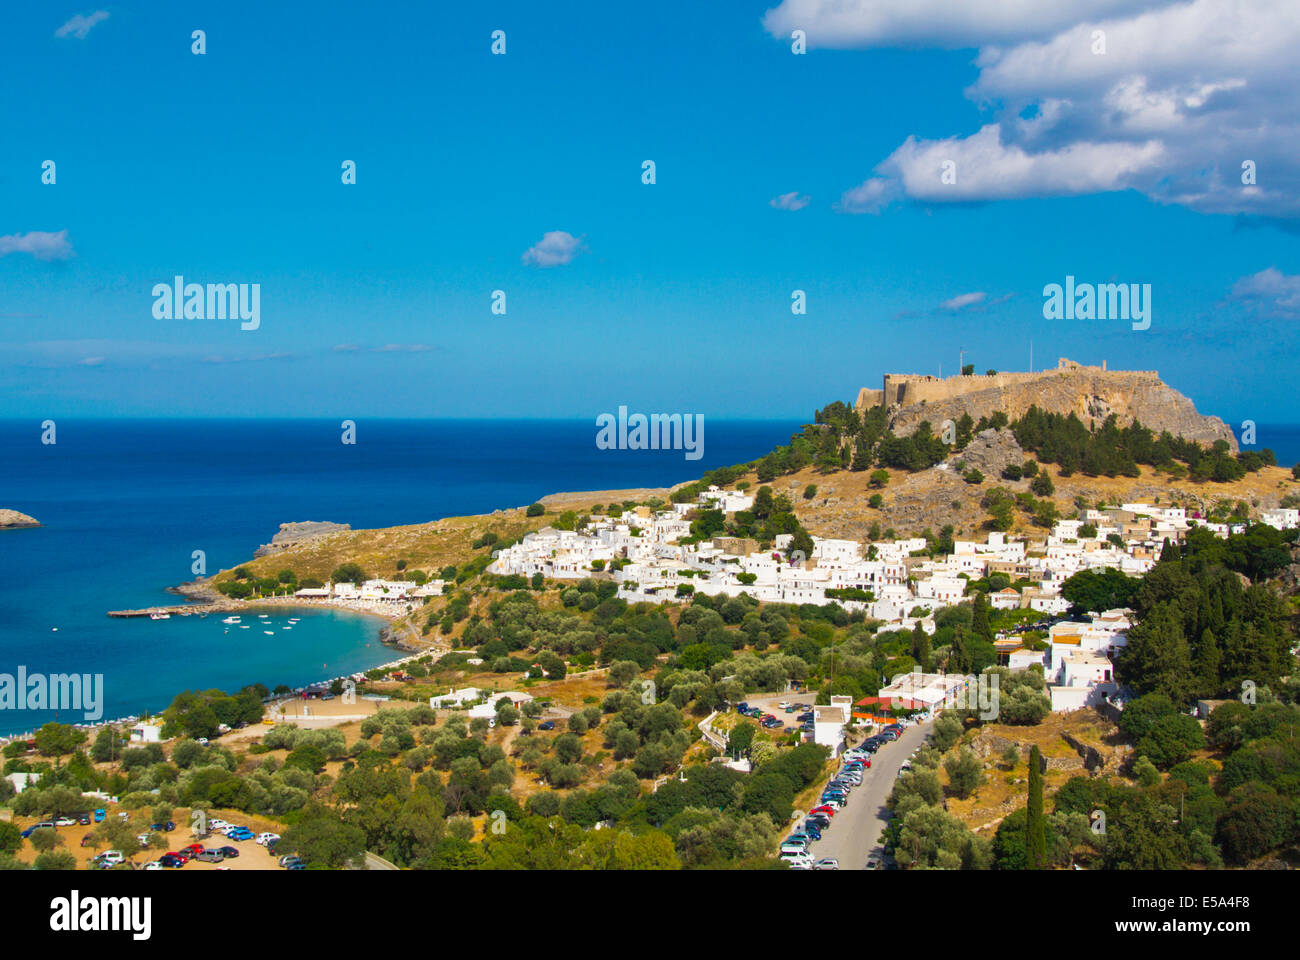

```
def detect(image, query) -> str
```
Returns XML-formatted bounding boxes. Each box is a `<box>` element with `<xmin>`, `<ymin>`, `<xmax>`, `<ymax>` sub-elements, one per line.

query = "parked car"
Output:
<box><xmin>95</xmin><ymin>850</ymin><xmax>125</xmax><ymax>867</ymax></box>
<box><xmin>216</xmin><ymin>846</ymin><xmax>239</xmax><ymax>858</ymax></box>
<box><xmin>76</xmin><ymin>813</ymin><xmax>92</xmax><ymax>826</ymax></box>
<box><xmin>136</xmin><ymin>834</ymin><xmax>151</xmax><ymax>849</ymax></box>
<box><xmin>865</xmin><ymin>854</ymin><xmax>883</xmax><ymax>870</ymax></box>
<box><xmin>166</xmin><ymin>851</ymin><xmax>190</xmax><ymax>863</ymax></box>
<box><xmin>195</xmin><ymin>849</ymin><xmax>224</xmax><ymax>863</ymax></box>
<box><xmin>802</xmin><ymin>823</ymin><xmax>822</xmax><ymax>841</ymax></box>
<box><xmin>285</xmin><ymin>861</ymin><xmax>306</xmax><ymax>870</ymax></box>
<box><xmin>93</xmin><ymin>809</ymin><xmax>106</xmax><ymax>823</ymax></box>
<box><xmin>150</xmin><ymin>821</ymin><xmax>175</xmax><ymax>833</ymax></box>
<box><xmin>54</xmin><ymin>816</ymin><xmax>76</xmax><ymax>826</ymax></box>
<box><xmin>279</xmin><ymin>854</ymin><xmax>304</xmax><ymax>868</ymax></box>
<box><xmin>813</xmin><ymin>858</ymin><xmax>839</xmax><ymax>870</ymax></box>
<box><xmin>537</xmin><ymin>721</ymin><xmax>556</xmax><ymax>731</ymax></box>
<box><xmin>780</xmin><ymin>851</ymin><xmax>814</xmax><ymax>869</ymax></box>
<box><xmin>158</xmin><ymin>854</ymin><xmax>185</xmax><ymax>868</ymax></box>
<box><xmin>21</xmin><ymin>823</ymin><xmax>54</xmax><ymax>838</ymax></box>
<box><xmin>256</xmin><ymin>832</ymin><xmax>280</xmax><ymax>846</ymax></box>
<box><xmin>143</xmin><ymin>861</ymin><xmax>164</xmax><ymax>871</ymax></box>
<box><xmin>180</xmin><ymin>843</ymin><xmax>204</xmax><ymax>858</ymax></box>
<box><xmin>809</xmin><ymin>805</ymin><xmax>837</xmax><ymax>818</ymax></box>
<box><xmin>207</xmin><ymin>818</ymin><xmax>230</xmax><ymax>831</ymax></box>
<box><xmin>224</xmin><ymin>827</ymin><xmax>254</xmax><ymax>841</ymax></box>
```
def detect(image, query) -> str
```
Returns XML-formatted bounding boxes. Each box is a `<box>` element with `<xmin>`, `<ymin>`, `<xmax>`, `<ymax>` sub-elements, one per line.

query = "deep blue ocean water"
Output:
<box><xmin>0</xmin><ymin>418</ymin><xmax>802</xmax><ymax>735</ymax></box>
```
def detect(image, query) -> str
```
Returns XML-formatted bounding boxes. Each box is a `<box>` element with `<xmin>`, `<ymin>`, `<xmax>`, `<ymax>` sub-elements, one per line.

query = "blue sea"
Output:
<box><xmin>0</xmin><ymin>418</ymin><xmax>803</xmax><ymax>736</ymax></box>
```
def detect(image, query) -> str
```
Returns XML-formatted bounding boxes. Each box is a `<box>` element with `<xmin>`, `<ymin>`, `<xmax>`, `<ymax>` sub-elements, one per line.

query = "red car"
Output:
<box><xmin>809</xmin><ymin>805</ymin><xmax>837</xmax><ymax>818</ymax></box>
<box><xmin>180</xmin><ymin>843</ymin><xmax>204</xmax><ymax>858</ymax></box>
<box><xmin>166</xmin><ymin>850</ymin><xmax>191</xmax><ymax>863</ymax></box>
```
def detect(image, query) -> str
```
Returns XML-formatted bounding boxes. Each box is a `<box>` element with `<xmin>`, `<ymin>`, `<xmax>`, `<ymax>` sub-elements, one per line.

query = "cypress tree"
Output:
<box><xmin>1026</xmin><ymin>745</ymin><xmax>1046</xmax><ymax>869</ymax></box>
<box><xmin>972</xmin><ymin>591</ymin><xmax>992</xmax><ymax>641</ymax></box>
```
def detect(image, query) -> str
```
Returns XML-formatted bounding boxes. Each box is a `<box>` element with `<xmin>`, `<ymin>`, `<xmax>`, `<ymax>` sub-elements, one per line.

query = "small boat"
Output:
<box><xmin>150</xmin><ymin>613</ymin><xmax>171</xmax><ymax>620</ymax></box>
<box><xmin>222</xmin><ymin>616</ymin><xmax>241</xmax><ymax>624</ymax></box>
<box><xmin>240</xmin><ymin>625</ymin><xmax>250</xmax><ymax>629</ymax></box>
<box><xmin>283</xmin><ymin>626</ymin><xmax>293</xmax><ymax>631</ymax></box>
<box><xmin>288</xmin><ymin>618</ymin><xmax>300</xmax><ymax>623</ymax></box>
<box><xmin>264</xmin><ymin>630</ymin><xmax>274</xmax><ymax>635</ymax></box>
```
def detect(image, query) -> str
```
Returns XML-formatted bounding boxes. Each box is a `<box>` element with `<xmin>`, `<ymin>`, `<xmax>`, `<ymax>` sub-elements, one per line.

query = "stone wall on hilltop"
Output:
<box><xmin>864</xmin><ymin>367</ymin><xmax>1237</xmax><ymax>453</ymax></box>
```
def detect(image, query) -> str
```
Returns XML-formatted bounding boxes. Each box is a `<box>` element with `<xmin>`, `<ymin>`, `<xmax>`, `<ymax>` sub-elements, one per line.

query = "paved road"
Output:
<box><xmin>801</xmin><ymin>720</ymin><xmax>933</xmax><ymax>869</ymax></box>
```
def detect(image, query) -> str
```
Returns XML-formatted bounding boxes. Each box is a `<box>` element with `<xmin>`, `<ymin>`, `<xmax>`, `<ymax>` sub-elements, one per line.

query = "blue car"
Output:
<box><xmin>802</xmin><ymin>822</ymin><xmax>822</xmax><ymax>840</ymax></box>
<box><xmin>93</xmin><ymin>809</ymin><xmax>106</xmax><ymax>823</ymax></box>
<box><xmin>226</xmin><ymin>828</ymin><xmax>254</xmax><ymax>841</ymax></box>
<box><xmin>21</xmin><ymin>823</ymin><xmax>54</xmax><ymax>838</ymax></box>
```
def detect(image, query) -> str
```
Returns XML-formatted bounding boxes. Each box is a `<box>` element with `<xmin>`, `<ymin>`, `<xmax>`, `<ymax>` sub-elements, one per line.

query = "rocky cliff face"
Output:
<box><xmin>254</xmin><ymin>521</ymin><xmax>351</xmax><ymax>557</ymax></box>
<box><xmin>884</xmin><ymin>370</ymin><xmax>1237</xmax><ymax>452</ymax></box>
<box><xmin>0</xmin><ymin>509</ymin><xmax>40</xmax><ymax>529</ymax></box>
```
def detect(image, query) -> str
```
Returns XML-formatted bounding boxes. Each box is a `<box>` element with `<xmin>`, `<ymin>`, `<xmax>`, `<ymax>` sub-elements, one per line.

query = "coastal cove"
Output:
<box><xmin>0</xmin><ymin>418</ymin><xmax>799</xmax><ymax>736</ymax></box>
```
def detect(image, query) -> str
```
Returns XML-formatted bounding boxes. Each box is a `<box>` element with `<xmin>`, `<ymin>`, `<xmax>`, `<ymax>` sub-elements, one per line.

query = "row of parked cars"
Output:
<box><xmin>779</xmin><ymin>721</ymin><xmax>915</xmax><ymax>869</ymax></box>
<box><xmin>779</xmin><ymin>749</ymin><xmax>878</xmax><ymax>870</ymax></box>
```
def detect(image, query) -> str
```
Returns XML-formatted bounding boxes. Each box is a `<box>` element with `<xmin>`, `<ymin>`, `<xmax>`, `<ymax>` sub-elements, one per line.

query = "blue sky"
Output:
<box><xmin>2</xmin><ymin>1</ymin><xmax>1297</xmax><ymax>426</ymax></box>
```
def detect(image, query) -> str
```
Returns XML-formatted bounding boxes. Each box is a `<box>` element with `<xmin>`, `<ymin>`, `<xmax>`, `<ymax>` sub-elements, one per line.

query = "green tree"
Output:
<box><xmin>1026</xmin><ymin>745</ymin><xmax>1046</xmax><ymax>869</ymax></box>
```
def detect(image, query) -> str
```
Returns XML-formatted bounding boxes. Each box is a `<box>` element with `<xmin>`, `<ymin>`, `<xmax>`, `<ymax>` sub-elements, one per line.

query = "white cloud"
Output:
<box><xmin>332</xmin><ymin>343</ymin><xmax>361</xmax><ymax>353</ymax></box>
<box><xmin>0</xmin><ymin>230</ymin><xmax>74</xmax><ymax>260</ymax></box>
<box><xmin>1228</xmin><ymin>268</ymin><xmax>1300</xmax><ymax>319</ymax></box>
<box><xmin>522</xmin><ymin>231</ymin><xmax>584</xmax><ymax>267</ymax></box>
<box><xmin>762</xmin><ymin>0</ymin><xmax>1156</xmax><ymax>49</ymax></box>
<box><xmin>881</xmin><ymin>124</ymin><xmax>1165</xmax><ymax>203</ymax></box>
<box><xmin>372</xmin><ymin>343</ymin><xmax>433</xmax><ymax>353</ymax></box>
<box><xmin>772</xmin><ymin>0</ymin><xmax>1300</xmax><ymax>217</ymax></box>
<box><xmin>939</xmin><ymin>292</ymin><xmax>986</xmax><ymax>311</ymax></box>
<box><xmin>836</xmin><ymin>177</ymin><xmax>899</xmax><ymax>214</ymax></box>
<box><xmin>55</xmin><ymin>10</ymin><xmax>110</xmax><ymax>40</ymax></box>
<box><xmin>770</xmin><ymin>191</ymin><xmax>812</xmax><ymax>211</ymax></box>
<box><xmin>78</xmin><ymin>356</ymin><xmax>105</xmax><ymax>366</ymax></box>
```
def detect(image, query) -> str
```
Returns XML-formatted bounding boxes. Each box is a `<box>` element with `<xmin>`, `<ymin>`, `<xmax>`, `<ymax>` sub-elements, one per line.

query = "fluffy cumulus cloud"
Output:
<box><xmin>1228</xmin><ymin>268</ymin><xmax>1300</xmax><ymax>319</ymax></box>
<box><xmin>522</xmin><ymin>230</ymin><xmax>585</xmax><ymax>267</ymax></box>
<box><xmin>55</xmin><ymin>10</ymin><xmax>110</xmax><ymax>39</ymax></box>
<box><xmin>770</xmin><ymin>191</ymin><xmax>812</xmax><ymax>211</ymax></box>
<box><xmin>0</xmin><ymin>230</ymin><xmax>74</xmax><ymax>260</ymax></box>
<box><xmin>767</xmin><ymin>0</ymin><xmax>1300</xmax><ymax>217</ymax></box>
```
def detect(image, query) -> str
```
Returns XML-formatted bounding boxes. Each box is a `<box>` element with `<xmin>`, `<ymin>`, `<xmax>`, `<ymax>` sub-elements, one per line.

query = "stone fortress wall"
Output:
<box><xmin>854</xmin><ymin>358</ymin><xmax>1236</xmax><ymax>452</ymax></box>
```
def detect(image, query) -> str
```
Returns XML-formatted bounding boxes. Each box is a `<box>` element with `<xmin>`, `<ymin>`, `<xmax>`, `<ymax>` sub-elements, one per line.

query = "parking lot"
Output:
<box><xmin>12</xmin><ymin>809</ymin><xmax>285</xmax><ymax>871</ymax></box>
<box><xmin>781</xmin><ymin>718</ymin><xmax>933</xmax><ymax>870</ymax></box>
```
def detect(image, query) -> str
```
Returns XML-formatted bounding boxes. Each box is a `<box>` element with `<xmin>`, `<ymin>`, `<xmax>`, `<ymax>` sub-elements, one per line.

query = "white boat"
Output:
<box><xmin>222</xmin><ymin>616</ymin><xmax>241</xmax><ymax>624</ymax></box>
<box><xmin>283</xmin><ymin>626</ymin><xmax>293</xmax><ymax>631</ymax></box>
<box><xmin>240</xmin><ymin>625</ymin><xmax>250</xmax><ymax>629</ymax></box>
<box><xmin>150</xmin><ymin>613</ymin><xmax>171</xmax><ymax>620</ymax></box>
<box><xmin>264</xmin><ymin>630</ymin><xmax>274</xmax><ymax>635</ymax></box>
<box><xmin>288</xmin><ymin>618</ymin><xmax>300</xmax><ymax>623</ymax></box>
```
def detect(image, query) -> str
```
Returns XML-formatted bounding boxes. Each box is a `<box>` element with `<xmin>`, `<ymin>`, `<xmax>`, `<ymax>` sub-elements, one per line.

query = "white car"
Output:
<box><xmin>143</xmin><ymin>861</ymin><xmax>164</xmax><ymax>871</ymax></box>
<box><xmin>54</xmin><ymin>816</ymin><xmax>77</xmax><ymax>826</ymax></box>
<box><xmin>780</xmin><ymin>851</ymin><xmax>814</xmax><ymax>869</ymax></box>
<box><xmin>778</xmin><ymin>701</ymin><xmax>793</xmax><ymax>710</ymax></box>
<box><xmin>207</xmin><ymin>818</ymin><xmax>230</xmax><ymax>831</ymax></box>
<box><xmin>136</xmin><ymin>834</ymin><xmax>151</xmax><ymax>848</ymax></box>
<box><xmin>96</xmin><ymin>850</ymin><xmax>125</xmax><ymax>866</ymax></box>
<box><xmin>814</xmin><ymin>858</ymin><xmax>840</xmax><ymax>870</ymax></box>
<box><xmin>256</xmin><ymin>832</ymin><xmax>280</xmax><ymax>846</ymax></box>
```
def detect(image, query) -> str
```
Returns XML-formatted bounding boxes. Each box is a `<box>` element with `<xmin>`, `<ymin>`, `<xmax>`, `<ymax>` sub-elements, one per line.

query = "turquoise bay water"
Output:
<box><xmin>0</xmin><ymin>418</ymin><xmax>801</xmax><ymax>735</ymax></box>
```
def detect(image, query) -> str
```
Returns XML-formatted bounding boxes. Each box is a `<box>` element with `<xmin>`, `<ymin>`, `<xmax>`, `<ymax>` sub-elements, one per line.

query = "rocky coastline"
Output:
<box><xmin>0</xmin><ymin>509</ymin><xmax>40</xmax><ymax>529</ymax></box>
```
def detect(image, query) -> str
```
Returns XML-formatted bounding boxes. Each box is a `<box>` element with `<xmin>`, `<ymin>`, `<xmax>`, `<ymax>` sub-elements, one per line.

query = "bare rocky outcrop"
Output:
<box><xmin>0</xmin><ymin>509</ymin><xmax>40</xmax><ymax>529</ymax></box>
<box><xmin>949</xmin><ymin>428</ymin><xmax>1024</xmax><ymax>480</ymax></box>
<box><xmin>254</xmin><ymin>521</ymin><xmax>351</xmax><ymax>557</ymax></box>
